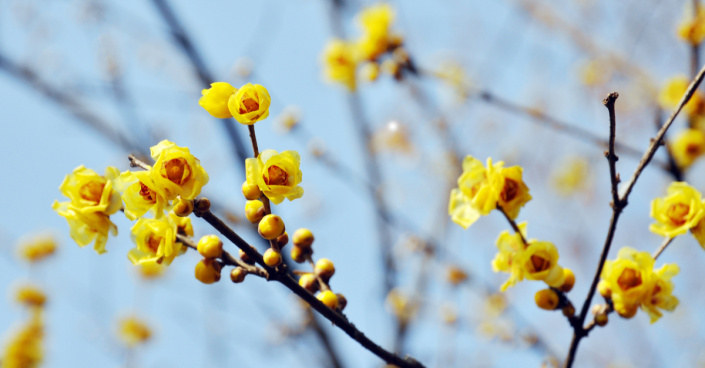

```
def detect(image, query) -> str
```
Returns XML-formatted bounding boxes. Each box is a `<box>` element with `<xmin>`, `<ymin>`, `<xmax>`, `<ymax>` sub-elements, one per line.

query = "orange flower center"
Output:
<box><xmin>239</xmin><ymin>96</ymin><xmax>260</xmax><ymax>114</ymax></box>
<box><xmin>163</xmin><ymin>158</ymin><xmax>191</xmax><ymax>185</ymax></box>
<box><xmin>146</xmin><ymin>235</ymin><xmax>162</xmax><ymax>253</ymax></box>
<box><xmin>501</xmin><ymin>178</ymin><xmax>519</xmax><ymax>202</ymax></box>
<box><xmin>530</xmin><ymin>255</ymin><xmax>551</xmax><ymax>272</ymax></box>
<box><xmin>264</xmin><ymin>165</ymin><xmax>289</xmax><ymax>186</ymax></box>
<box><xmin>79</xmin><ymin>181</ymin><xmax>105</xmax><ymax>204</ymax></box>
<box><xmin>686</xmin><ymin>143</ymin><xmax>703</xmax><ymax>156</ymax></box>
<box><xmin>617</xmin><ymin>268</ymin><xmax>642</xmax><ymax>290</ymax></box>
<box><xmin>139</xmin><ymin>182</ymin><xmax>156</xmax><ymax>203</ymax></box>
<box><xmin>666</xmin><ymin>203</ymin><xmax>690</xmax><ymax>226</ymax></box>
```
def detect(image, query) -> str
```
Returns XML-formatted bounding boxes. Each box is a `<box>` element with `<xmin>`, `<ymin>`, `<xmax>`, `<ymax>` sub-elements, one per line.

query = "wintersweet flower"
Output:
<box><xmin>227</xmin><ymin>83</ymin><xmax>271</xmax><ymax>125</ymax></box>
<box><xmin>492</xmin><ymin>165</ymin><xmax>532</xmax><ymax>219</ymax></box>
<box><xmin>199</xmin><ymin>82</ymin><xmax>237</xmax><ymax>119</ymax></box>
<box><xmin>168</xmin><ymin>211</ymin><xmax>193</xmax><ymax>238</ymax></box>
<box><xmin>246</xmin><ymin>149</ymin><xmax>304</xmax><ymax>205</ymax></box>
<box><xmin>118</xmin><ymin>316</ymin><xmax>152</xmax><ymax>347</ymax></box>
<box><xmin>670</xmin><ymin>129</ymin><xmax>705</xmax><ymax>169</ymax></box>
<box><xmin>56</xmin><ymin>165</ymin><xmax>122</xmax><ymax>215</ymax></box>
<box><xmin>492</xmin><ymin>223</ymin><xmax>528</xmax><ymax>291</ymax></box>
<box><xmin>322</xmin><ymin>39</ymin><xmax>358</xmax><ymax>91</ymax></box>
<box><xmin>678</xmin><ymin>6</ymin><xmax>705</xmax><ymax>45</ymax></box>
<box><xmin>150</xmin><ymin>140</ymin><xmax>209</xmax><ymax>201</ymax></box>
<box><xmin>127</xmin><ymin>217</ymin><xmax>184</xmax><ymax>266</ymax></box>
<box><xmin>17</xmin><ymin>234</ymin><xmax>57</xmax><ymax>263</ymax></box>
<box><xmin>642</xmin><ymin>263</ymin><xmax>680</xmax><ymax>323</ymax></box>
<box><xmin>356</xmin><ymin>3</ymin><xmax>395</xmax><ymax>61</ymax></box>
<box><xmin>2</xmin><ymin>309</ymin><xmax>43</xmax><ymax>368</ymax></box>
<box><xmin>115</xmin><ymin>169</ymin><xmax>169</xmax><ymax>220</ymax></box>
<box><xmin>52</xmin><ymin>202</ymin><xmax>117</xmax><ymax>254</ymax></box>
<box><xmin>692</xmin><ymin>216</ymin><xmax>705</xmax><ymax>248</ymax></box>
<box><xmin>518</xmin><ymin>241</ymin><xmax>565</xmax><ymax>288</ymax></box>
<box><xmin>650</xmin><ymin>182</ymin><xmax>705</xmax><ymax>237</ymax></box>
<box><xmin>657</xmin><ymin>76</ymin><xmax>705</xmax><ymax>117</ymax></box>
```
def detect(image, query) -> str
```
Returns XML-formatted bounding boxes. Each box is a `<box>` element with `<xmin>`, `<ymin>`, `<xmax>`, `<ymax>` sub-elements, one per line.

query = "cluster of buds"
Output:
<box><xmin>321</xmin><ymin>3</ymin><xmax>409</xmax><ymax>90</ymax></box>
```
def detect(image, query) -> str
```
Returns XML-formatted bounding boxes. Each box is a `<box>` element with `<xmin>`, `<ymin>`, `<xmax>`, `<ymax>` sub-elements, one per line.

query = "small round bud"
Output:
<box><xmin>292</xmin><ymin>228</ymin><xmax>314</xmax><ymax>249</ymax></box>
<box><xmin>194</xmin><ymin>198</ymin><xmax>211</xmax><ymax>214</ymax></box>
<box><xmin>245</xmin><ymin>200</ymin><xmax>265</xmax><ymax>223</ymax></box>
<box><xmin>263</xmin><ymin>248</ymin><xmax>282</xmax><ymax>267</ymax></box>
<box><xmin>239</xmin><ymin>249</ymin><xmax>255</xmax><ymax>265</ymax></box>
<box><xmin>317</xmin><ymin>290</ymin><xmax>339</xmax><ymax>310</ymax></box>
<box><xmin>595</xmin><ymin>313</ymin><xmax>608</xmax><ymax>326</ymax></box>
<box><xmin>535</xmin><ymin>289</ymin><xmax>559</xmax><ymax>310</ymax></box>
<box><xmin>336</xmin><ymin>293</ymin><xmax>347</xmax><ymax>311</ymax></box>
<box><xmin>173</xmin><ymin>198</ymin><xmax>194</xmax><ymax>217</ymax></box>
<box><xmin>298</xmin><ymin>273</ymin><xmax>319</xmax><ymax>293</ymax></box>
<box><xmin>598</xmin><ymin>280</ymin><xmax>611</xmax><ymax>298</ymax></box>
<box><xmin>446</xmin><ymin>265</ymin><xmax>468</xmax><ymax>286</ymax></box>
<box><xmin>290</xmin><ymin>245</ymin><xmax>311</xmax><ymax>264</ymax></box>
<box><xmin>241</xmin><ymin>181</ymin><xmax>261</xmax><ymax>201</ymax></box>
<box><xmin>559</xmin><ymin>268</ymin><xmax>575</xmax><ymax>292</ymax></box>
<box><xmin>616</xmin><ymin>304</ymin><xmax>638</xmax><ymax>319</ymax></box>
<box><xmin>276</xmin><ymin>232</ymin><xmax>289</xmax><ymax>249</ymax></box>
<box><xmin>315</xmin><ymin>258</ymin><xmax>335</xmax><ymax>282</ymax></box>
<box><xmin>258</xmin><ymin>215</ymin><xmax>285</xmax><ymax>240</ymax></box>
<box><xmin>197</xmin><ymin>235</ymin><xmax>223</xmax><ymax>259</ymax></box>
<box><xmin>230</xmin><ymin>267</ymin><xmax>247</xmax><ymax>283</ymax></box>
<box><xmin>562</xmin><ymin>302</ymin><xmax>575</xmax><ymax>317</ymax></box>
<box><xmin>360</xmin><ymin>62</ymin><xmax>380</xmax><ymax>82</ymax></box>
<box><xmin>195</xmin><ymin>259</ymin><xmax>221</xmax><ymax>284</ymax></box>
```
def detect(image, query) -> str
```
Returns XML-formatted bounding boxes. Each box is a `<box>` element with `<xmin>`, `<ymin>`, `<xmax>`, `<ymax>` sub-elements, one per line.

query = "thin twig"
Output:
<box><xmin>653</xmin><ymin>107</ymin><xmax>684</xmax><ymax>181</ymax></box>
<box><xmin>603</xmin><ymin>92</ymin><xmax>621</xmax><ymax>208</ymax></box>
<box><xmin>306</xmin><ymin>256</ymin><xmax>331</xmax><ymax>292</ymax></box>
<box><xmin>652</xmin><ymin>237</ymin><xmax>674</xmax><ymax>260</ymax></box>
<box><xmin>496</xmin><ymin>205</ymin><xmax>528</xmax><ymax>246</ymax></box>
<box><xmin>175</xmin><ymin>233</ymin><xmax>269</xmax><ymax>278</ymax></box>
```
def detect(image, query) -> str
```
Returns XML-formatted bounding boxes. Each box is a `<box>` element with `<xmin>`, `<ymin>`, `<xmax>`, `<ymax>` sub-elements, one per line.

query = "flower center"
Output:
<box><xmin>79</xmin><ymin>181</ymin><xmax>105</xmax><ymax>204</ymax></box>
<box><xmin>264</xmin><ymin>165</ymin><xmax>289</xmax><ymax>186</ymax></box>
<box><xmin>139</xmin><ymin>182</ymin><xmax>156</xmax><ymax>203</ymax></box>
<box><xmin>666</xmin><ymin>203</ymin><xmax>690</xmax><ymax>226</ymax></box>
<box><xmin>686</xmin><ymin>143</ymin><xmax>702</xmax><ymax>156</ymax></box>
<box><xmin>530</xmin><ymin>255</ymin><xmax>551</xmax><ymax>272</ymax></box>
<box><xmin>146</xmin><ymin>235</ymin><xmax>162</xmax><ymax>253</ymax></box>
<box><xmin>617</xmin><ymin>268</ymin><xmax>642</xmax><ymax>290</ymax></box>
<box><xmin>239</xmin><ymin>96</ymin><xmax>259</xmax><ymax>114</ymax></box>
<box><xmin>163</xmin><ymin>158</ymin><xmax>191</xmax><ymax>185</ymax></box>
<box><xmin>501</xmin><ymin>178</ymin><xmax>519</xmax><ymax>202</ymax></box>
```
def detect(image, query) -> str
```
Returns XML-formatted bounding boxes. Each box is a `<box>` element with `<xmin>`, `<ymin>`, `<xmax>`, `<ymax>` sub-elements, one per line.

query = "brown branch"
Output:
<box><xmin>652</xmin><ymin>237</ymin><xmax>675</xmax><ymax>260</ymax></box>
<box><xmin>603</xmin><ymin>92</ymin><xmax>621</xmax><ymax>208</ymax></box>
<box><xmin>175</xmin><ymin>233</ymin><xmax>268</xmax><ymax>278</ymax></box>
<box><xmin>496</xmin><ymin>205</ymin><xmax>528</xmax><ymax>246</ymax></box>
<box><xmin>193</xmin><ymin>204</ymin><xmax>426</xmax><ymax>368</ymax></box>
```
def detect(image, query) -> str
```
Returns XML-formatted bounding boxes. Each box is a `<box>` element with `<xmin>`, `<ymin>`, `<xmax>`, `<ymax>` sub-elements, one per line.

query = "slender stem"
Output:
<box><xmin>652</xmin><ymin>237</ymin><xmax>675</xmax><ymax>260</ymax></box>
<box><xmin>496</xmin><ymin>205</ymin><xmax>528</xmax><ymax>246</ymax></box>
<box><xmin>307</xmin><ymin>256</ymin><xmax>331</xmax><ymax>292</ymax></box>
<box><xmin>603</xmin><ymin>92</ymin><xmax>621</xmax><ymax>208</ymax></box>
<box><xmin>175</xmin><ymin>233</ymin><xmax>268</xmax><ymax>278</ymax></box>
<box><xmin>194</xmin><ymin>205</ymin><xmax>426</xmax><ymax>368</ymax></box>
<box><xmin>248</xmin><ymin>125</ymin><xmax>260</xmax><ymax>157</ymax></box>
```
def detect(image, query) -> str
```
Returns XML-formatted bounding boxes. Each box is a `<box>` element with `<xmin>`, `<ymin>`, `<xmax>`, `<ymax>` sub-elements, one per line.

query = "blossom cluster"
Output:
<box><xmin>649</xmin><ymin>181</ymin><xmax>705</xmax><ymax>246</ymax></box>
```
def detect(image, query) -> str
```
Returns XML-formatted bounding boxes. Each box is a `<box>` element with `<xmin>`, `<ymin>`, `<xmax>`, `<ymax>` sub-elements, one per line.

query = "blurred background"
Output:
<box><xmin>2</xmin><ymin>0</ymin><xmax>705</xmax><ymax>367</ymax></box>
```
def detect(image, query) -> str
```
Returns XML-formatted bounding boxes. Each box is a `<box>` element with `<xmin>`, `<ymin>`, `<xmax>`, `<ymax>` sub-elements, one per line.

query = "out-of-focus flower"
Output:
<box><xmin>356</xmin><ymin>3</ymin><xmax>395</xmax><ymax>61</ymax></box>
<box><xmin>150</xmin><ymin>140</ymin><xmax>209</xmax><ymax>201</ymax></box>
<box><xmin>128</xmin><ymin>217</ymin><xmax>184</xmax><ymax>266</ymax></box>
<box><xmin>435</xmin><ymin>60</ymin><xmax>471</xmax><ymax>101</ymax></box>
<box><xmin>649</xmin><ymin>182</ymin><xmax>705</xmax><ymax>237</ymax></box>
<box><xmin>52</xmin><ymin>201</ymin><xmax>117</xmax><ymax>254</ymax></box>
<box><xmin>228</xmin><ymin>83</ymin><xmax>271</xmax><ymax>125</ymax></box>
<box><xmin>446</xmin><ymin>265</ymin><xmax>468</xmax><ymax>285</ymax></box>
<box><xmin>551</xmin><ymin>156</ymin><xmax>590</xmax><ymax>196</ymax></box>
<box><xmin>492</xmin><ymin>223</ymin><xmax>528</xmax><ymax>291</ymax></box>
<box><xmin>678</xmin><ymin>6</ymin><xmax>705</xmax><ymax>45</ymax></box>
<box><xmin>322</xmin><ymin>39</ymin><xmax>358</xmax><ymax>91</ymax></box>
<box><xmin>386</xmin><ymin>289</ymin><xmax>418</xmax><ymax>324</ymax></box>
<box><xmin>246</xmin><ymin>149</ymin><xmax>304</xmax><ymax>205</ymax></box>
<box><xmin>17</xmin><ymin>234</ymin><xmax>57</xmax><ymax>263</ymax></box>
<box><xmin>115</xmin><ymin>169</ymin><xmax>169</xmax><ymax>220</ymax></box>
<box><xmin>658</xmin><ymin>76</ymin><xmax>705</xmax><ymax>118</ymax></box>
<box><xmin>135</xmin><ymin>260</ymin><xmax>167</xmax><ymax>280</ymax></box>
<box><xmin>2</xmin><ymin>309</ymin><xmax>43</xmax><ymax>368</ymax></box>
<box><xmin>118</xmin><ymin>316</ymin><xmax>152</xmax><ymax>347</ymax></box>
<box><xmin>15</xmin><ymin>285</ymin><xmax>46</xmax><ymax>308</ymax></box>
<box><xmin>670</xmin><ymin>129</ymin><xmax>705</xmax><ymax>169</ymax></box>
<box><xmin>199</xmin><ymin>82</ymin><xmax>236</xmax><ymax>119</ymax></box>
<box><xmin>578</xmin><ymin>60</ymin><xmax>611</xmax><ymax>87</ymax></box>
<box><xmin>275</xmin><ymin>106</ymin><xmax>301</xmax><ymax>133</ymax></box>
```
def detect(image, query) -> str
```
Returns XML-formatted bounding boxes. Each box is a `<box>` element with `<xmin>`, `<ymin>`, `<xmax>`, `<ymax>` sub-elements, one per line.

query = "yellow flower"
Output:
<box><xmin>199</xmin><ymin>82</ymin><xmax>236</xmax><ymax>119</ymax></box>
<box><xmin>518</xmin><ymin>241</ymin><xmax>565</xmax><ymax>288</ymax></box>
<box><xmin>135</xmin><ymin>260</ymin><xmax>167</xmax><ymax>280</ymax></box>
<box><xmin>227</xmin><ymin>83</ymin><xmax>271</xmax><ymax>125</ymax></box>
<box><xmin>658</xmin><ymin>76</ymin><xmax>705</xmax><ymax>117</ymax></box>
<box><xmin>492</xmin><ymin>165</ymin><xmax>532</xmax><ymax>219</ymax></box>
<box><xmin>52</xmin><ymin>201</ymin><xmax>117</xmax><ymax>254</ymax></box>
<box><xmin>245</xmin><ymin>149</ymin><xmax>304</xmax><ymax>205</ymax></box>
<box><xmin>322</xmin><ymin>39</ymin><xmax>358</xmax><ymax>91</ymax></box>
<box><xmin>115</xmin><ymin>169</ymin><xmax>169</xmax><ymax>220</ymax></box>
<box><xmin>56</xmin><ymin>165</ymin><xmax>122</xmax><ymax>215</ymax></box>
<box><xmin>678</xmin><ymin>6</ymin><xmax>705</xmax><ymax>45</ymax></box>
<box><xmin>15</xmin><ymin>285</ymin><xmax>46</xmax><ymax>308</ymax></box>
<box><xmin>599</xmin><ymin>247</ymin><xmax>679</xmax><ymax>322</ymax></box>
<box><xmin>492</xmin><ymin>223</ymin><xmax>528</xmax><ymax>291</ymax></box>
<box><xmin>650</xmin><ymin>182</ymin><xmax>705</xmax><ymax>237</ymax></box>
<box><xmin>128</xmin><ymin>217</ymin><xmax>184</xmax><ymax>266</ymax></box>
<box><xmin>670</xmin><ymin>129</ymin><xmax>705</xmax><ymax>169</ymax></box>
<box><xmin>356</xmin><ymin>3</ymin><xmax>395</xmax><ymax>61</ymax></box>
<box><xmin>168</xmin><ymin>211</ymin><xmax>194</xmax><ymax>238</ymax></box>
<box><xmin>118</xmin><ymin>316</ymin><xmax>152</xmax><ymax>347</ymax></box>
<box><xmin>551</xmin><ymin>156</ymin><xmax>590</xmax><ymax>196</ymax></box>
<box><xmin>17</xmin><ymin>234</ymin><xmax>57</xmax><ymax>263</ymax></box>
<box><xmin>150</xmin><ymin>140</ymin><xmax>209</xmax><ymax>201</ymax></box>
<box><xmin>2</xmin><ymin>309</ymin><xmax>43</xmax><ymax>368</ymax></box>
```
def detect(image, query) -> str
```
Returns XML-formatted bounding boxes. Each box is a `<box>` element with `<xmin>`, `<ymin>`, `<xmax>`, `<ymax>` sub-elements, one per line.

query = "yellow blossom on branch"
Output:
<box><xmin>658</xmin><ymin>76</ymin><xmax>705</xmax><ymax>118</ymax></box>
<box><xmin>246</xmin><ymin>149</ymin><xmax>304</xmax><ymax>205</ymax></box>
<box><xmin>356</xmin><ymin>3</ymin><xmax>395</xmax><ymax>61</ymax></box>
<box><xmin>678</xmin><ymin>6</ymin><xmax>705</xmax><ymax>45</ymax></box>
<box><xmin>52</xmin><ymin>202</ymin><xmax>117</xmax><ymax>254</ymax></box>
<box><xmin>670</xmin><ymin>129</ymin><xmax>705</xmax><ymax>169</ymax></box>
<box><xmin>322</xmin><ymin>39</ymin><xmax>359</xmax><ymax>91</ymax></box>
<box><xmin>518</xmin><ymin>241</ymin><xmax>565</xmax><ymax>288</ymax></box>
<box><xmin>649</xmin><ymin>182</ymin><xmax>705</xmax><ymax>238</ymax></box>
<box><xmin>150</xmin><ymin>140</ymin><xmax>209</xmax><ymax>201</ymax></box>
<box><xmin>115</xmin><ymin>169</ymin><xmax>169</xmax><ymax>220</ymax></box>
<box><xmin>492</xmin><ymin>223</ymin><xmax>528</xmax><ymax>291</ymax></box>
<box><xmin>128</xmin><ymin>216</ymin><xmax>186</xmax><ymax>266</ymax></box>
<box><xmin>227</xmin><ymin>83</ymin><xmax>271</xmax><ymax>125</ymax></box>
<box><xmin>199</xmin><ymin>82</ymin><xmax>237</xmax><ymax>119</ymax></box>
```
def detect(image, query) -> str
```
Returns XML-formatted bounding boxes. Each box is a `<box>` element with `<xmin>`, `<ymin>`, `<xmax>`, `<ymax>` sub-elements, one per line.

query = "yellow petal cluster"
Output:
<box><xmin>649</xmin><ymin>182</ymin><xmax>705</xmax><ymax>237</ymax></box>
<box><xmin>322</xmin><ymin>39</ymin><xmax>359</xmax><ymax>91</ymax></box>
<box><xmin>115</xmin><ymin>169</ymin><xmax>169</xmax><ymax>220</ymax></box>
<box><xmin>246</xmin><ymin>149</ymin><xmax>304</xmax><ymax>205</ymax></box>
<box><xmin>678</xmin><ymin>6</ymin><xmax>705</xmax><ymax>45</ymax></box>
<box><xmin>492</xmin><ymin>223</ymin><xmax>528</xmax><ymax>291</ymax></box>
<box><xmin>228</xmin><ymin>83</ymin><xmax>271</xmax><ymax>125</ymax></box>
<box><xmin>671</xmin><ymin>129</ymin><xmax>705</xmax><ymax>169</ymax></box>
<box><xmin>449</xmin><ymin>155</ymin><xmax>531</xmax><ymax>229</ymax></box>
<box><xmin>658</xmin><ymin>76</ymin><xmax>705</xmax><ymax>118</ymax></box>
<box><xmin>52</xmin><ymin>166</ymin><xmax>121</xmax><ymax>254</ymax></box>
<box><xmin>199</xmin><ymin>82</ymin><xmax>237</xmax><ymax>119</ymax></box>
<box><xmin>150</xmin><ymin>140</ymin><xmax>209</xmax><ymax>201</ymax></box>
<box><xmin>128</xmin><ymin>216</ymin><xmax>186</xmax><ymax>266</ymax></box>
<box><xmin>2</xmin><ymin>309</ymin><xmax>43</xmax><ymax>368</ymax></box>
<box><xmin>356</xmin><ymin>3</ymin><xmax>395</xmax><ymax>61</ymax></box>
<box><xmin>598</xmin><ymin>247</ymin><xmax>679</xmax><ymax>322</ymax></box>
<box><xmin>118</xmin><ymin>316</ymin><xmax>152</xmax><ymax>347</ymax></box>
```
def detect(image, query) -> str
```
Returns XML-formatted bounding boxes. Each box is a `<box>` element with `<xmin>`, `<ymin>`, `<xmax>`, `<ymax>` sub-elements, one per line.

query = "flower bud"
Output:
<box><xmin>197</xmin><ymin>235</ymin><xmax>223</xmax><ymax>259</ymax></box>
<box><xmin>241</xmin><ymin>181</ymin><xmax>261</xmax><ymax>201</ymax></box>
<box><xmin>290</xmin><ymin>245</ymin><xmax>311</xmax><ymax>263</ymax></box>
<box><xmin>336</xmin><ymin>293</ymin><xmax>347</xmax><ymax>311</ymax></box>
<box><xmin>315</xmin><ymin>258</ymin><xmax>335</xmax><ymax>282</ymax></box>
<box><xmin>173</xmin><ymin>198</ymin><xmax>194</xmax><ymax>217</ymax></box>
<box><xmin>239</xmin><ymin>249</ymin><xmax>255</xmax><ymax>265</ymax></box>
<box><xmin>258</xmin><ymin>215</ymin><xmax>285</xmax><ymax>240</ymax></box>
<box><xmin>598</xmin><ymin>280</ymin><xmax>611</xmax><ymax>298</ymax></box>
<box><xmin>276</xmin><ymin>232</ymin><xmax>289</xmax><ymax>249</ymax></box>
<box><xmin>230</xmin><ymin>267</ymin><xmax>247</xmax><ymax>283</ymax></box>
<box><xmin>559</xmin><ymin>268</ymin><xmax>575</xmax><ymax>292</ymax></box>
<box><xmin>199</xmin><ymin>82</ymin><xmax>236</xmax><ymax>119</ymax></box>
<box><xmin>245</xmin><ymin>200</ymin><xmax>265</xmax><ymax>223</ymax></box>
<box><xmin>292</xmin><ymin>228</ymin><xmax>314</xmax><ymax>249</ymax></box>
<box><xmin>194</xmin><ymin>197</ymin><xmax>211</xmax><ymax>214</ymax></box>
<box><xmin>534</xmin><ymin>289</ymin><xmax>559</xmax><ymax>310</ymax></box>
<box><xmin>298</xmin><ymin>273</ymin><xmax>319</xmax><ymax>293</ymax></box>
<box><xmin>562</xmin><ymin>302</ymin><xmax>575</xmax><ymax>317</ymax></box>
<box><xmin>616</xmin><ymin>303</ymin><xmax>638</xmax><ymax>319</ymax></box>
<box><xmin>317</xmin><ymin>290</ymin><xmax>339</xmax><ymax>310</ymax></box>
<box><xmin>263</xmin><ymin>248</ymin><xmax>282</xmax><ymax>267</ymax></box>
<box><xmin>595</xmin><ymin>313</ymin><xmax>608</xmax><ymax>326</ymax></box>
<box><xmin>195</xmin><ymin>259</ymin><xmax>221</xmax><ymax>284</ymax></box>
